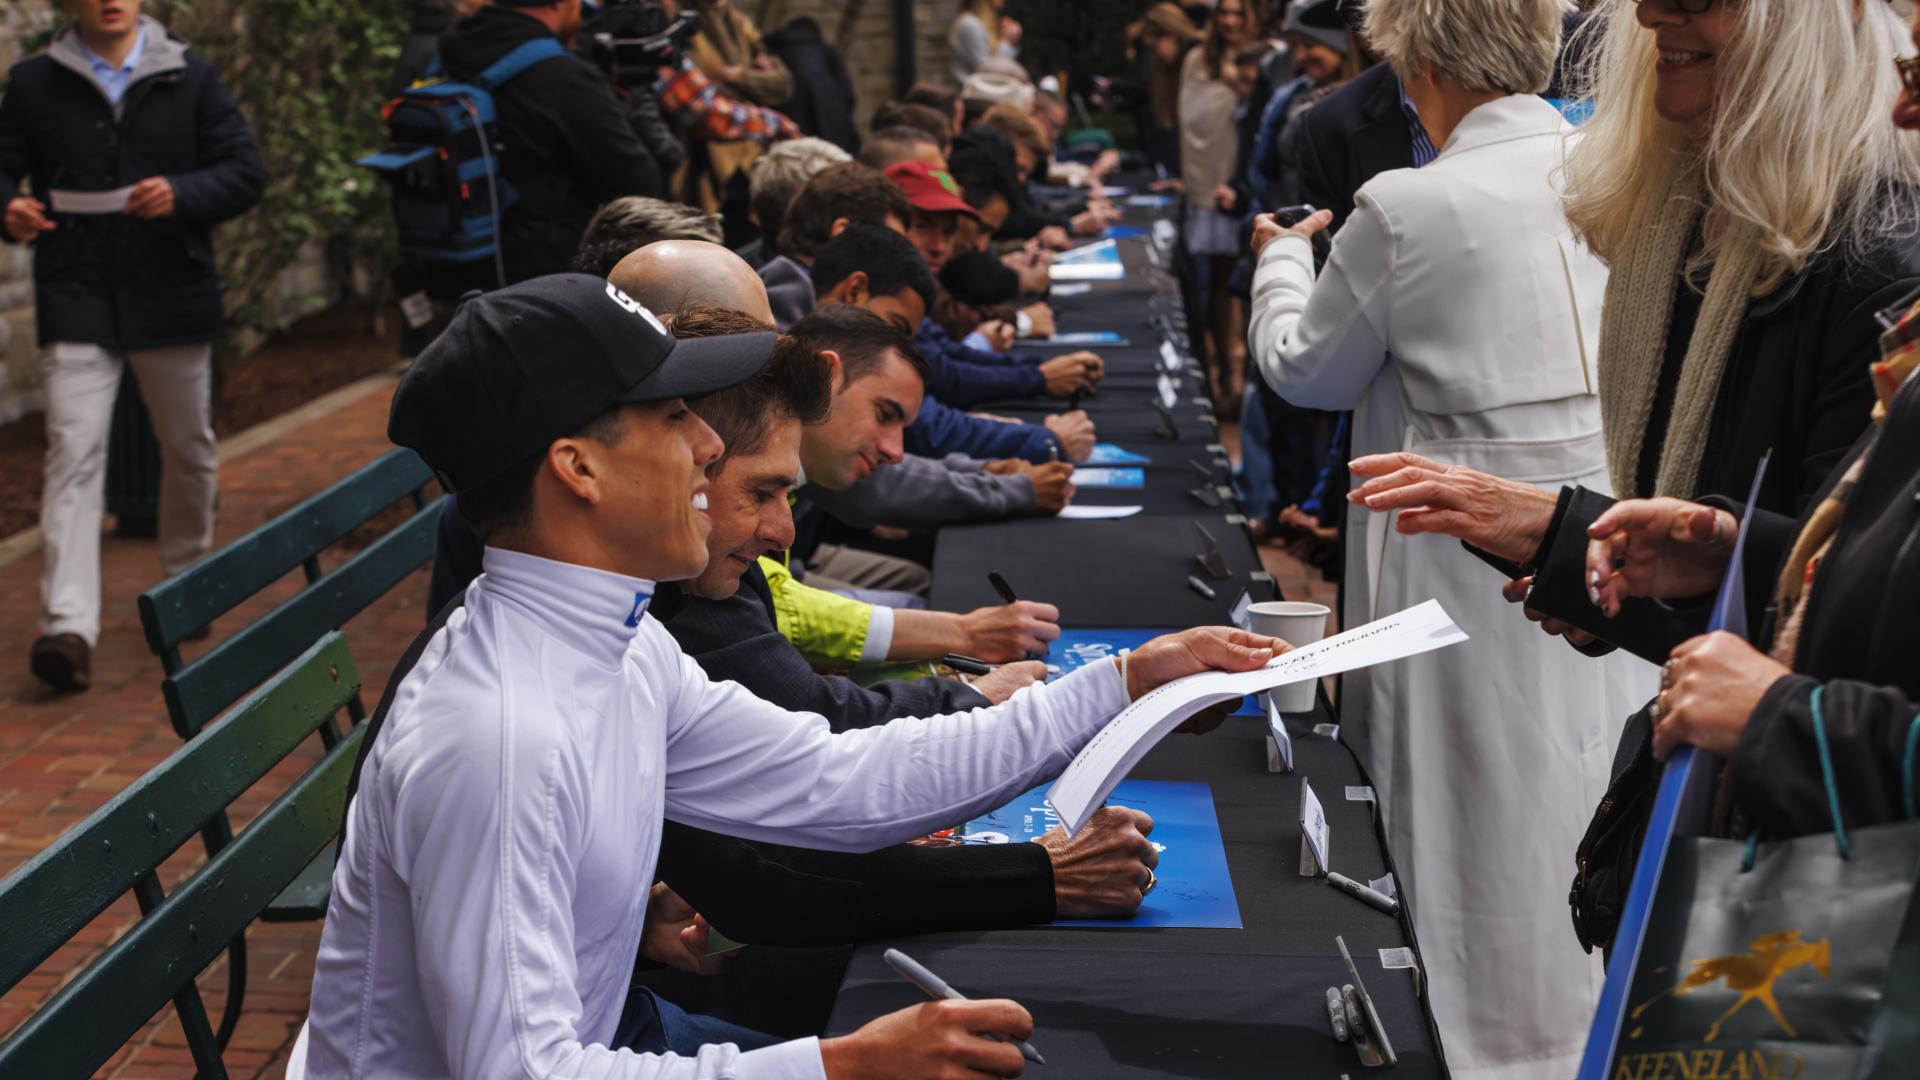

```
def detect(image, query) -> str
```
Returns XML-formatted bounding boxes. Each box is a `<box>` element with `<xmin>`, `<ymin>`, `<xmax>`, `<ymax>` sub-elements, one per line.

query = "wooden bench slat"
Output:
<box><xmin>0</xmin><ymin>722</ymin><xmax>366</xmax><ymax>1079</ymax></box>
<box><xmin>163</xmin><ymin>504</ymin><xmax>439</xmax><ymax>738</ymax></box>
<box><xmin>0</xmin><ymin>636</ymin><xmax>360</xmax><ymax>992</ymax></box>
<box><xmin>260</xmin><ymin>840</ymin><xmax>338</xmax><ymax>922</ymax></box>
<box><xmin>138</xmin><ymin>448</ymin><xmax>432</xmax><ymax>654</ymax></box>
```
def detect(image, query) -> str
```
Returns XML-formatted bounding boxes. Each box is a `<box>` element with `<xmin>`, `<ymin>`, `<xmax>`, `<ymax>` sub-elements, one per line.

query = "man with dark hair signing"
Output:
<box><xmin>292</xmin><ymin>272</ymin><xmax>1284</xmax><ymax>1079</ymax></box>
<box><xmin>649</xmin><ymin>304</ymin><xmax>1168</xmax><ymax>949</ymax></box>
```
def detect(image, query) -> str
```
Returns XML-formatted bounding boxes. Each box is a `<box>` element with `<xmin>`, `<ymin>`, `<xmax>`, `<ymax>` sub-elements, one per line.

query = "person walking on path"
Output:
<box><xmin>0</xmin><ymin>0</ymin><xmax>264</xmax><ymax>692</ymax></box>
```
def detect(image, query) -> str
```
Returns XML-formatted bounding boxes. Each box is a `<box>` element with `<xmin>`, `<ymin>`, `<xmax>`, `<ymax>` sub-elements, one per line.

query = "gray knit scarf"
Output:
<box><xmin>1597</xmin><ymin>169</ymin><xmax>1768</xmax><ymax>499</ymax></box>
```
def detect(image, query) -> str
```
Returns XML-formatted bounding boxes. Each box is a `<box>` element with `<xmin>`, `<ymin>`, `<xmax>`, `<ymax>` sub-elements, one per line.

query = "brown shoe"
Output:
<box><xmin>31</xmin><ymin>634</ymin><xmax>91</xmax><ymax>692</ymax></box>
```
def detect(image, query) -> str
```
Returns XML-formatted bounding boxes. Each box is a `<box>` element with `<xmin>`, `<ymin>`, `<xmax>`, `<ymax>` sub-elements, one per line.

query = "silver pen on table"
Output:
<box><xmin>1326</xmin><ymin>871</ymin><xmax>1400</xmax><ymax>915</ymax></box>
<box><xmin>882</xmin><ymin>948</ymin><xmax>1046</xmax><ymax>1065</ymax></box>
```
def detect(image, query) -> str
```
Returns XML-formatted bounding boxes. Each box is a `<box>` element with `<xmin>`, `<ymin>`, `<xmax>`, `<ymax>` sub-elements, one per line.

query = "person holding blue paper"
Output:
<box><xmin>1560</xmin><ymin>282</ymin><xmax>1920</xmax><ymax>844</ymax></box>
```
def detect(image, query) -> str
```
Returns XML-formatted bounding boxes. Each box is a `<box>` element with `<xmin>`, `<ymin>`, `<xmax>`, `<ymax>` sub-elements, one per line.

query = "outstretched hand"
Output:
<box><xmin>1584</xmin><ymin>498</ymin><xmax>1737</xmax><ymax>617</ymax></box>
<box><xmin>1348</xmin><ymin>451</ymin><xmax>1558</xmax><ymax>565</ymax></box>
<box><xmin>1126</xmin><ymin>626</ymin><xmax>1286</xmax><ymax>701</ymax></box>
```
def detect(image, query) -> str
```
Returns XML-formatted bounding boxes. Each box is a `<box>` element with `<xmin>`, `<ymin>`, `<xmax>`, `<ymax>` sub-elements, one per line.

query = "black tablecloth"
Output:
<box><xmin>825</xmin><ymin>717</ymin><xmax>1445</xmax><ymax>1079</ymax></box>
<box><xmin>929</xmin><ymin>517</ymin><xmax>1262</xmax><ymax>627</ymax></box>
<box><xmin>819</xmin><ymin>187</ymin><xmax>1448</xmax><ymax>1077</ymax></box>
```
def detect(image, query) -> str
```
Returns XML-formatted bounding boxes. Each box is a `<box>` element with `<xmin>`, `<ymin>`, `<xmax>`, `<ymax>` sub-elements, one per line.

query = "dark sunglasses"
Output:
<box><xmin>1900</xmin><ymin>55</ymin><xmax>1920</xmax><ymax>97</ymax></box>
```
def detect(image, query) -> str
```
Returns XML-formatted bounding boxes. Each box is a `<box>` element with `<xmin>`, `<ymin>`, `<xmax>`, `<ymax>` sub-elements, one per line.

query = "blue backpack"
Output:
<box><xmin>359</xmin><ymin>38</ymin><xmax>569</xmax><ymax>285</ymax></box>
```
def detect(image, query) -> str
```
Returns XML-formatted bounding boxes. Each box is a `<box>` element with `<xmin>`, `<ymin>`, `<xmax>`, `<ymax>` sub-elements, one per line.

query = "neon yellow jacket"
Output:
<box><xmin>758</xmin><ymin>555</ymin><xmax>874</xmax><ymax>669</ymax></box>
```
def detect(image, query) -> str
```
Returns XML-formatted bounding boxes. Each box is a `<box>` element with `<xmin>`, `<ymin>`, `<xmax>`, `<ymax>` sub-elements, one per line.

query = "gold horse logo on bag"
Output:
<box><xmin>1629</xmin><ymin>930</ymin><xmax>1833</xmax><ymax>1042</ymax></box>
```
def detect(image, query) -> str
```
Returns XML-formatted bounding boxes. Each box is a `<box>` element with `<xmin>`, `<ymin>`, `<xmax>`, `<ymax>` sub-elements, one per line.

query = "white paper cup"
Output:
<box><xmin>1248</xmin><ymin>601</ymin><xmax>1331</xmax><ymax>713</ymax></box>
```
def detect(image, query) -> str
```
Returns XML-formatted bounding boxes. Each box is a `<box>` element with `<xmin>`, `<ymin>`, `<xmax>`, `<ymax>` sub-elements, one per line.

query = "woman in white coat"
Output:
<box><xmin>1245</xmin><ymin>2</ymin><xmax>1654</xmax><ymax>1077</ymax></box>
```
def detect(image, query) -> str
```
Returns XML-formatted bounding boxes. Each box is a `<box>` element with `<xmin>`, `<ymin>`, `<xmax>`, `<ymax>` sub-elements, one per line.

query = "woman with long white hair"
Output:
<box><xmin>1245</xmin><ymin>1</ymin><xmax>1651</xmax><ymax>1075</ymax></box>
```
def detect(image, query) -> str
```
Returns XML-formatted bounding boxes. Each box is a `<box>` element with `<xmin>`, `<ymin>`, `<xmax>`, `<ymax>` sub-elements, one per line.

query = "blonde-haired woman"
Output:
<box><xmin>1560</xmin><ymin>0</ymin><xmax>1920</xmax><ymax>518</ymax></box>
<box><xmin>949</xmin><ymin>0</ymin><xmax>1021</xmax><ymax>84</ymax></box>
<box><xmin>1351</xmin><ymin>6</ymin><xmax>1920</xmax><ymax>665</ymax></box>
<box><xmin>1247</xmin><ymin>0</ymin><xmax>1651</xmax><ymax>1075</ymax></box>
<box><xmin>1357</xmin><ymin>0</ymin><xmax>1920</xmax><ymax>569</ymax></box>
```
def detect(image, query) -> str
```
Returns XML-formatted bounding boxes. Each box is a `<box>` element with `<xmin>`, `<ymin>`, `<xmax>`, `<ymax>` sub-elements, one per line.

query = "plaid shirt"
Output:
<box><xmin>656</xmin><ymin>57</ymin><xmax>800</xmax><ymax>144</ymax></box>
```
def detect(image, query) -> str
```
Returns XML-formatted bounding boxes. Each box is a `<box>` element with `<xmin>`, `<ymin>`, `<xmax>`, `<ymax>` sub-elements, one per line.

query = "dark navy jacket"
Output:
<box><xmin>0</xmin><ymin>20</ymin><xmax>263</xmax><ymax>349</ymax></box>
<box><xmin>914</xmin><ymin>316</ymin><xmax>1046</xmax><ymax>407</ymax></box>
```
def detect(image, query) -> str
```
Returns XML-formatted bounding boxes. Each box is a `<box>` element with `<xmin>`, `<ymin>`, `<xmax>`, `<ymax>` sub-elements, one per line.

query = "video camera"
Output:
<box><xmin>586</xmin><ymin>1</ymin><xmax>700</xmax><ymax>88</ymax></box>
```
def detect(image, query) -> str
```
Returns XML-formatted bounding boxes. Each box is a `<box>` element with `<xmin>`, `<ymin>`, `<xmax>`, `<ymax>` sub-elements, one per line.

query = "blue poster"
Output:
<box><xmin>1054</xmin><ymin>238</ymin><xmax>1120</xmax><ymax>264</ymax></box>
<box><xmin>964</xmin><ymin>780</ymin><xmax>1243</xmax><ymax>929</ymax></box>
<box><xmin>1050</xmin><ymin>239</ymin><xmax>1126</xmax><ymax>282</ymax></box>
<box><xmin>1084</xmin><ymin>443</ymin><xmax>1150</xmax><ymax>466</ymax></box>
<box><xmin>1013</xmin><ymin>330</ymin><xmax>1129</xmax><ymax>348</ymax></box>
<box><xmin>1049</xmin><ymin>628</ymin><xmax>1260</xmax><ymax>716</ymax></box>
<box><xmin>1071</xmin><ymin>466</ymin><xmax>1144</xmax><ymax>489</ymax></box>
<box><xmin>1104</xmin><ymin>225</ymin><xmax>1148</xmax><ymax>240</ymax></box>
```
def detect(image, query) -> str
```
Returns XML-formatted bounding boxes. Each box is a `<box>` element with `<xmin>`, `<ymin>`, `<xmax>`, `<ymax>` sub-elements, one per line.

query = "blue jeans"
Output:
<box><xmin>1234</xmin><ymin>383</ymin><xmax>1276</xmax><ymax>523</ymax></box>
<box><xmin>613</xmin><ymin>986</ymin><xmax>781</xmax><ymax>1056</ymax></box>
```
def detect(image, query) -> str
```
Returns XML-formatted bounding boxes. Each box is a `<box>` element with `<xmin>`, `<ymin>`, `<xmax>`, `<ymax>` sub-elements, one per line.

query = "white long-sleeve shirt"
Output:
<box><xmin>291</xmin><ymin>547</ymin><xmax>1127</xmax><ymax>1080</ymax></box>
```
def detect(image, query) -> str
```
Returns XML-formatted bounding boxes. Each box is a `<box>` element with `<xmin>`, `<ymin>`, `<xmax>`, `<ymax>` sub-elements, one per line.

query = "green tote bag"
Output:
<box><xmin>1611</xmin><ymin>690</ymin><xmax>1920</xmax><ymax>1080</ymax></box>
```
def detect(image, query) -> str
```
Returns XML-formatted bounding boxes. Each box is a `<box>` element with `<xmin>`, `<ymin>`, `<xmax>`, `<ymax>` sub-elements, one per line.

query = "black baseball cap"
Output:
<box><xmin>389</xmin><ymin>273</ymin><xmax>776</xmax><ymax>493</ymax></box>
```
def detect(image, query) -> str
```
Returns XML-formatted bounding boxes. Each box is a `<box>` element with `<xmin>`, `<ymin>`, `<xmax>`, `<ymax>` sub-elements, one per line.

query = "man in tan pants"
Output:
<box><xmin>0</xmin><ymin>0</ymin><xmax>263</xmax><ymax>689</ymax></box>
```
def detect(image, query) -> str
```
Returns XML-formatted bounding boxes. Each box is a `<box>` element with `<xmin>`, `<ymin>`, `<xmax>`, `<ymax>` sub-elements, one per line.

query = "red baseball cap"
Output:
<box><xmin>884</xmin><ymin>161</ymin><xmax>982</xmax><ymax>221</ymax></box>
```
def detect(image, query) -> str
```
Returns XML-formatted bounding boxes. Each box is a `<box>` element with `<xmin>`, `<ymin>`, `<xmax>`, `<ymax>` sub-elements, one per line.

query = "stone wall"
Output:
<box><xmin>0</xmin><ymin>0</ymin><xmax>54</xmax><ymax>424</ymax></box>
<box><xmin>754</xmin><ymin>0</ymin><xmax>962</xmax><ymax>131</ymax></box>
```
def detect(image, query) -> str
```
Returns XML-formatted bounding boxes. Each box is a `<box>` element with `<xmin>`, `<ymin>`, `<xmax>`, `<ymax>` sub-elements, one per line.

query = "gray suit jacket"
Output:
<box><xmin>806</xmin><ymin>453</ymin><xmax>1037</xmax><ymax>529</ymax></box>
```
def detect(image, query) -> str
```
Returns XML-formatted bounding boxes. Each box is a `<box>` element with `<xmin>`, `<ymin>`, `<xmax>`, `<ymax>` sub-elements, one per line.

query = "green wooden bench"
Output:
<box><xmin>131</xmin><ymin>446</ymin><xmax>440</xmax><ymax>1046</ymax></box>
<box><xmin>0</xmin><ymin>634</ymin><xmax>364</xmax><ymax>1078</ymax></box>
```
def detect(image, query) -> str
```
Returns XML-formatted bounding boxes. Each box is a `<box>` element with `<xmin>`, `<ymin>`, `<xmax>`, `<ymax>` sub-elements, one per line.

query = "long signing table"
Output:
<box><xmin>821</xmin><ymin>191</ymin><xmax>1452</xmax><ymax>1077</ymax></box>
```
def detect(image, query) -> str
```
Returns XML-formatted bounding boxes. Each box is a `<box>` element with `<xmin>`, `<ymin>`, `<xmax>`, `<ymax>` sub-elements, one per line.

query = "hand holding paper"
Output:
<box><xmin>5</xmin><ymin>196</ymin><xmax>55</xmax><ymax>242</ymax></box>
<box><xmin>125</xmin><ymin>177</ymin><xmax>175</xmax><ymax>219</ymax></box>
<box><xmin>1048</xmin><ymin>601</ymin><xmax>1470</xmax><ymax>833</ymax></box>
<box><xmin>1119</xmin><ymin>625</ymin><xmax>1288</xmax><ymax>702</ymax></box>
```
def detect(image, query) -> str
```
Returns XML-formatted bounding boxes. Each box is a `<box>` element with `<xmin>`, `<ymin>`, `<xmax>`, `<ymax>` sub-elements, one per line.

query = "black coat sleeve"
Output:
<box><xmin>1292</xmin><ymin>110</ymin><xmax>1341</xmax><ymax>232</ymax></box>
<box><xmin>655</xmin><ymin>820</ymin><xmax>1056</xmax><ymax>946</ymax></box>
<box><xmin>665</xmin><ymin>587</ymin><xmax>990</xmax><ymax>731</ymax></box>
<box><xmin>0</xmin><ymin>63</ymin><xmax>41</xmax><ymax>237</ymax></box>
<box><xmin>545</xmin><ymin>57</ymin><xmax>661</xmax><ymax>200</ymax></box>
<box><xmin>624</xmin><ymin>82</ymin><xmax>685</xmax><ymax>178</ymax></box>
<box><xmin>1527</xmin><ymin>486</ymin><xmax>1704</xmax><ymax>663</ymax></box>
<box><xmin>168</xmin><ymin>61</ymin><xmax>265</xmax><ymax>227</ymax></box>
<box><xmin>1732</xmin><ymin>673</ymin><xmax>1919</xmax><ymax>839</ymax></box>
<box><xmin>1788</xmin><ymin>280</ymin><xmax>1918</xmax><ymax>513</ymax></box>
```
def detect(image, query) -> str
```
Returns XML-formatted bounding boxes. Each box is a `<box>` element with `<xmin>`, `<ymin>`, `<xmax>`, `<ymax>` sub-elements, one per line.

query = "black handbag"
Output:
<box><xmin>1570</xmin><ymin>700</ymin><xmax>1658</xmax><ymax>957</ymax></box>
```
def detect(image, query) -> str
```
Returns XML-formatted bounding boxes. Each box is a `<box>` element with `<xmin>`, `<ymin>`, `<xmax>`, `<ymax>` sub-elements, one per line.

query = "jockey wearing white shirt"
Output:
<box><xmin>290</xmin><ymin>274</ymin><xmax>1282</xmax><ymax>1080</ymax></box>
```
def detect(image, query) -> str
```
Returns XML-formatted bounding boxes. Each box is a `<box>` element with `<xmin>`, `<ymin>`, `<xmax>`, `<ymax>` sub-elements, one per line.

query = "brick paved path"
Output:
<box><xmin>0</xmin><ymin>375</ymin><xmax>428</xmax><ymax>1079</ymax></box>
<box><xmin>0</xmin><ymin>393</ymin><xmax>1337</xmax><ymax>1079</ymax></box>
